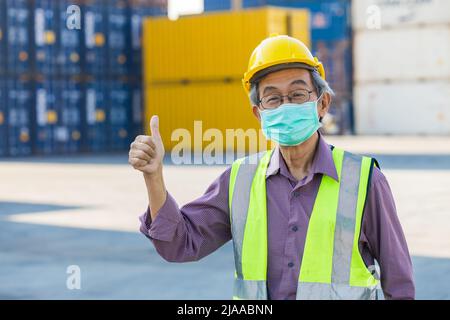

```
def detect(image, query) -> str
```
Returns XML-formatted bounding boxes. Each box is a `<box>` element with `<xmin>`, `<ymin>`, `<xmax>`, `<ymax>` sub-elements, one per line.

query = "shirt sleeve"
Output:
<box><xmin>138</xmin><ymin>166</ymin><xmax>232</xmax><ymax>263</ymax></box>
<box><xmin>360</xmin><ymin>166</ymin><xmax>415</xmax><ymax>300</ymax></box>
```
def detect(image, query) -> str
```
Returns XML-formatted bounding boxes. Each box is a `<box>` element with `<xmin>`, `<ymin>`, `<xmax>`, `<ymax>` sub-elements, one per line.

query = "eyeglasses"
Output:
<box><xmin>258</xmin><ymin>89</ymin><xmax>314</xmax><ymax>110</ymax></box>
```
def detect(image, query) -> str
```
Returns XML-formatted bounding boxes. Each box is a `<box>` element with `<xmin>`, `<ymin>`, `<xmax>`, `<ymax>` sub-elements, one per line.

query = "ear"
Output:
<box><xmin>317</xmin><ymin>92</ymin><xmax>331</xmax><ymax>120</ymax></box>
<box><xmin>252</xmin><ymin>105</ymin><xmax>261</xmax><ymax>121</ymax></box>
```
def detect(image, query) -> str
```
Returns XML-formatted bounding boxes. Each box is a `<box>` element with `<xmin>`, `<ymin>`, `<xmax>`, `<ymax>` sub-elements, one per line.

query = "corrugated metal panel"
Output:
<box><xmin>57</xmin><ymin>77</ymin><xmax>83</xmax><ymax>153</ymax></box>
<box><xmin>0</xmin><ymin>0</ymin><xmax>6</xmax><ymax>75</ymax></box>
<box><xmin>354</xmin><ymin>26</ymin><xmax>450</xmax><ymax>83</ymax></box>
<box><xmin>130</xmin><ymin>81</ymin><xmax>144</xmax><ymax>137</ymax></box>
<box><xmin>0</xmin><ymin>76</ymin><xmax>6</xmax><ymax>156</ymax></box>
<box><xmin>130</xmin><ymin>0</ymin><xmax>168</xmax><ymax>76</ymax></box>
<box><xmin>34</xmin><ymin>0</ymin><xmax>59</xmax><ymax>74</ymax></box>
<box><xmin>58</xmin><ymin>0</ymin><xmax>83</xmax><ymax>75</ymax></box>
<box><xmin>107</xmin><ymin>0</ymin><xmax>131</xmax><ymax>76</ymax></box>
<box><xmin>145</xmin><ymin>81</ymin><xmax>272</xmax><ymax>152</ymax></box>
<box><xmin>6</xmin><ymin>76</ymin><xmax>33</xmax><ymax>156</ymax></box>
<box><xmin>354</xmin><ymin>80</ymin><xmax>450</xmax><ymax>135</ymax></box>
<box><xmin>84</xmin><ymin>77</ymin><xmax>108</xmax><ymax>152</ymax></box>
<box><xmin>108</xmin><ymin>78</ymin><xmax>132</xmax><ymax>151</ymax></box>
<box><xmin>5</xmin><ymin>0</ymin><xmax>32</xmax><ymax>74</ymax></box>
<box><xmin>84</xmin><ymin>0</ymin><xmax>108</xmax><ymax>75</ymax></box>
<box><xmin>143</xmin><ymin>7</ymin><xmax>310</xmax><ymax>83</ymax></box>
<box><xmin>204</xmin><ymin>0</ymin><xmax>232</xmax><ymax>11</ymax></box>
<box><xmin>34</xmin><ymin>76</ymin><xmax>58</xmax><ymax>154</ymax></box>
<box><xmin>352</xmin><ymin>0</ymin><xmax>450</xmax><ymax>31</ymax></box>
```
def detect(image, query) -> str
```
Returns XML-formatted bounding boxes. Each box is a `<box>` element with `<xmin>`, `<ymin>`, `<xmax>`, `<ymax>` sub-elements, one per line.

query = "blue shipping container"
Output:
<box><xmin>84</xmin><ymin>0</ymin><xmax>108</xmax><ymax>76</ymax></box>
<box><xmin>0</xmin><ymin>76</ymin><xmax>6</xmax><ymax>156</ymax></box>
<box><xmin>58</xmin><ymin>1</ymin><xmax>84</xmax><ymax>75</ymax></box>
<box><xmin>130</xmin><ymin>81</ymin><xmax>143</xmax><ymax>138</ymax></box>
<box><xmin>5</xmin><ymin>0</ymin><xmax>32</xmax><ymax>74</ymax></box>
<box><xmin>107</xmin><ymin>0</ymin><xmax>131</xmax><ymax>76</ymax></box>
<box><xmin>34</xmin><ymin>0</ymin><xmax>59</xmax><ymax>74</ymax></box>
<box><xmin>130</xmin><ymin>1</ymin><xmax>168</xmax><ymax>76</ymax></box>
<box><xmin>6</xmin><ymin>76</ymin><xmax>32</xmax><ymax>156</ymax></box>
<box><xmin>84</xmin><ymin>77</ymin><xmax>108</xmax><ymax>152</ymax></box>
<box><xmin>0</xmin><ymin>0</ymin><xmax>6</xmax><ymax>75</ymax></box>
<box><xmin>56</xmin><ymin>77</ymin><xmax>83</xmax><ymax>153</ymax></box>
<box><xmin>34</xmin><ymin>77</ymin><xmax>58</xmax><ymax>154</ymax></box>
<box><xmin>108</xmin><ymin>78</ymin><xmax>131</xmax><ymax>151</ymax></box>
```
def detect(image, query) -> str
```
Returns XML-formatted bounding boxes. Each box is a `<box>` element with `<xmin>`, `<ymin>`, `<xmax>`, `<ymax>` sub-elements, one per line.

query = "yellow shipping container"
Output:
<box><xmin>143</xmin><ymin>7</ymin><xmax>310</xmax><ymax>83</ymax></box>
<box><xmin>145</xmin><ymin>81</ymin><xmax>275</xmax><ymax>153</ymax></box>
<box><xmin>143</xmin><ymin>7</ymin><xmax>310</xmax><ymax>152</ymax></box>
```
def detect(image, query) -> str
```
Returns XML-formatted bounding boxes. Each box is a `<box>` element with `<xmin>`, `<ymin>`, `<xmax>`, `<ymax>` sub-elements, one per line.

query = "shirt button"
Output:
<box><xmin>288</xmin><ymin>262</ymin><xmax>294</xmax><ymax>268</ymax></box>
<box><xmin>292</xmin><ymin>225</ymin><xmax>298</xmax><ymax>232</ymax></box>
<box><xmin>293</xmin><ymin>191</ymin><xmax>300</xmax><ymax>197</ymax></box>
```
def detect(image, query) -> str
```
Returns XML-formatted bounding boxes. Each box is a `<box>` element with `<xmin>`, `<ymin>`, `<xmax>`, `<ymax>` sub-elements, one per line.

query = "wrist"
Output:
<box><xmin>143</xmin><ymin>167</ymin><xmax>163</xmax><ymax>182</ymax></box>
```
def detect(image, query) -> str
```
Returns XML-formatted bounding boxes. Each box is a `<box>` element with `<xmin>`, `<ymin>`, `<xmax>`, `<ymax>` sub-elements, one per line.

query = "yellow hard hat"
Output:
<box><xmin>242</xmin><ymin>34</ymin><xmax>326</xmax><ymax>93</ymax></box>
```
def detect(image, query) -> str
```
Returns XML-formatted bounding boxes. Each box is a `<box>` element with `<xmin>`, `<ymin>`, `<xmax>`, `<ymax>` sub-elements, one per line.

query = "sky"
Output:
<box><xmin>168</xmin><ymin>0</ymin><xmax>204</xmax><ymax>20</ymax></box>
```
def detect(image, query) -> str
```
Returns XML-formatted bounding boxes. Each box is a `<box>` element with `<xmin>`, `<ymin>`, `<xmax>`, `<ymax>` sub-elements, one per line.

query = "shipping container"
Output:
<box><xmin>203</xmin><ymin>0</ymin><xmax>354</xmax><ymax>134</ymax></box>
<box><xmin>0</xmin><ymin>0</ymin><xmax>6</xmax><ymax>75</ymax></box>
<box><xmin>84</xmin><ymin>0</ymin><xmax>108</xmax><ymax>75</ymax></box>
<box><xmin>84</xmin><ymin>77</ymin><xmax>108</xmax><ymax>152</ymax></box>
<box><xmin>108</xmin><ymin>78</ymin><xmax>132</xmax><ymax>150</ymax></box>
<box><xmin>143</xmin><ymin>7</ymin><xmax>310</xmax><ymax>83</ymax></box>
<box><xmin>130</xmin><ymin>0</ymin><xmax>168</xmax><ymax>76</ymax></box>
<box><xmin>354</xmin><ymin>81</ymin><xmax>450</xmax><ymax>135</ymax></box>
<box><xmin>6</xmin><ymin>76</ymin><xmax>33</xmax><ymax>156</ymax></box>
<box><xmin>56</xmin><ymin>77</ymin><xmax>84</xmax><ymax>153</ymax></box>
<box><xmin>33</xmin><ymin>0</ymin><xmax>58</xmax><ymax>74</ymax></box>
<box><xmin>354</xmin><ymin>26</ymin><xmax>450</xmax><ymax>83</ymax></box>
<box><xmin>0</xmin><ymin>76</ymin><xmax>6</xmax><ymax>156</ymax></box>
<box><xmin>130</xmin><ymin>81</ymin><xmax>144</xmax><ymax>137</ymax></box>
<box><xmin>5</xmin><ymin>0</ymin><xmax>33</xmax><ymax>74</ymax></box>
<box><xmin>107</xmin><ymin>0</ymin><xmax>131</xmax><ymax>75</ymax></box>
<box><xmin>58</xmin><ymin>0</ymin><xmax>84</xmax><ymax>75</ymax></box>
<box><xmin>34</xmin><ymin>76</ymin><xmax>58</xmax><ymax>154</ymax></box>
<box><xmin>352</xmin><ymin>0</ymin><xmax>450</xmax><ymax>31</ymax></box>
<box><xmin>145</xmin><ymin>80</ymin><xmax>273</xmax><ymax>153</ymax></box>
<box><xmin>204</xmin><ymin>0</ymin><xmax>231</xmax><ymax>12</ymax></box>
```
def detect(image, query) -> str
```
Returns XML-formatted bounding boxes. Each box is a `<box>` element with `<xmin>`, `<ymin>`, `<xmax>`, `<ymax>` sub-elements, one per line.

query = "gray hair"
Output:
<box><xmin>249</xmin><ymin>67</ymin><xmax>334</xmax><ymax>106</ymax></box>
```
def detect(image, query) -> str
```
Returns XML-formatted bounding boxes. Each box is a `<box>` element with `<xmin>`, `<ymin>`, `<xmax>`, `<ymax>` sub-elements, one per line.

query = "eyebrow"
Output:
<box><xmin>262</xmin><ymin>79</ymin><xmax>309</xmax><ymax>95</ymax></box>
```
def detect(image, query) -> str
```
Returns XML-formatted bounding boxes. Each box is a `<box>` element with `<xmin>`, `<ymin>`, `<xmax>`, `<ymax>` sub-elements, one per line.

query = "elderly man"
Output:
<box><xmin>129</xmin><ymin>35</ymin><xmax>414</xmax><ymax>300</ymax></box>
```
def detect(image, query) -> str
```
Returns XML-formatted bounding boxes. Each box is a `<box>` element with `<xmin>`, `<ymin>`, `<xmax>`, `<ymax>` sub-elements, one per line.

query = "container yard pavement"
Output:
<box><xmin>1</xmin><ymin>135</ymin><xmax>450</xmax><ymax>299</ymax></box>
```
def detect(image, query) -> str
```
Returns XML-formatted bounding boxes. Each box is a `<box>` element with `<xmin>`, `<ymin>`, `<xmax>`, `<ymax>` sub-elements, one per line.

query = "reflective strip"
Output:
<box><xmin>299</xmin><ymin>147</ymin><xmax>344</xmax><ymax>283</ymax></box>
<box><xmin>230</xmin><ymin>152</ymin><xmax>267</xmax><ymax>280</ymax></box>
<box><xmin>331</xmin><ymin>152</ymin><xmax>362</xmax><ymax>284</ymax></box>
<box><xmin>233</xmin><ymin>278</ymin><xmax>267</xmax><ymax>300</ymax></box>
<box><xmin>296</xmin><ymin>282</ymin><xmax>376</xmax><ymax>300</ymax></box>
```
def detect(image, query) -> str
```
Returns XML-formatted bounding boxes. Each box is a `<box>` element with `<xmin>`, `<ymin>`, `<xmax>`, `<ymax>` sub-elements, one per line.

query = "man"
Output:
<box><xmin>129</xmin><ymin>35</ymin><xmax>415</xmax><ymax>300</ymax></box>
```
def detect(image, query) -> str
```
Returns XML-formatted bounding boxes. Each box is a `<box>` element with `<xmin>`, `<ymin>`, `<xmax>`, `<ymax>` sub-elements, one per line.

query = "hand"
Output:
<box><xmin>129</xmin><ymin>115</ymin><xmax>165</xmax><ymax>175</ymax></box>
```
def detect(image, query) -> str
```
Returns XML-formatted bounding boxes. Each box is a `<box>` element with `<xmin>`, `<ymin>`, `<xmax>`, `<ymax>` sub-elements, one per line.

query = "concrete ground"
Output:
<box><xmin>0</xmin><ymin>135</ymin><xmax>449</xmax><ymax>299</ymax></box>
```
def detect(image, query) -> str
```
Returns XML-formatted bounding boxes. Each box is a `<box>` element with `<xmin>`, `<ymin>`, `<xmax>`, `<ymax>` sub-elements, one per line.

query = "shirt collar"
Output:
<box><xmin>265</xmin><ymin>131</ymin><xmax>339</xmax><ymax>182</ymax></box>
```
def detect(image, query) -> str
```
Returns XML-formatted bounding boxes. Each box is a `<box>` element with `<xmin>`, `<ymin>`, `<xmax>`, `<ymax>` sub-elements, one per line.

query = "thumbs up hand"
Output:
<box><xmin>129</xmin><ymin>115</ymin><xmax>165</xmax><ymax>175</ymax></box>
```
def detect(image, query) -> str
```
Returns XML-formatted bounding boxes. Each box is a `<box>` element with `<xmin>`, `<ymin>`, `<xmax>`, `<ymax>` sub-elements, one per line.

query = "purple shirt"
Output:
<box><xmin>139</xmin><ymin>132</ymin><xmax>415</xmax><ymax>300</ymax></box>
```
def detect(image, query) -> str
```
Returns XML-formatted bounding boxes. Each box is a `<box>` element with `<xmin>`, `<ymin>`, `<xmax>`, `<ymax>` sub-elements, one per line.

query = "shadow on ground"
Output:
<box><xmin>0</xmin><ymin>218</ymin><xmax>448</xmax><ymax>299</ymax></box>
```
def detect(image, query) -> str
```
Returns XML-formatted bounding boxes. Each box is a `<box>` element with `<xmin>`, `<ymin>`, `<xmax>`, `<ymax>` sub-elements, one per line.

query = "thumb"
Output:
<box><xmin>150</xmin><ymin>115</ymin><xmax>161</xmax><ymax>139</ymax></box>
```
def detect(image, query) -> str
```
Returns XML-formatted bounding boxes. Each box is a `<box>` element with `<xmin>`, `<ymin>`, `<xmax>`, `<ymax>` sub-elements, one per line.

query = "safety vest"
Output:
<box><xmin>228</xmin><ymin>146</ymin><xmax>380</xmax><ymax>300</ymax></box>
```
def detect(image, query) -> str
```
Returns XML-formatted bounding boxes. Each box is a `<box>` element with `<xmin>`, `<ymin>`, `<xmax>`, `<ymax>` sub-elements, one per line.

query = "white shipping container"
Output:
<box><xmin>354</xmin><ymin>80</ymin><xmax>450</xmax><ymax>135</ymax></box>
<box><xmin>352</xmin><ymin>0</ymin><xmax>450</xmax><ymax>30</ymax></box>
<box><xmin>354</xmin><ymin>25</ymin><xmax>450</xmax><ymax>83</ymax></box>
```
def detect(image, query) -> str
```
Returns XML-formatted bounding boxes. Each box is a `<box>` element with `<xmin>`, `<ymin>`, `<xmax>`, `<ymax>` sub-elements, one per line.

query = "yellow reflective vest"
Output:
<box><xmin>228</xmin><ymin>146</ymin><xmax>380</xmax><ymax>300</ymax></box>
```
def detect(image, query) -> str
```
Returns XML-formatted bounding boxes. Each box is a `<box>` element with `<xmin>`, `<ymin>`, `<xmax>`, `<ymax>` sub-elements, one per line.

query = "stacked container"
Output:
<box><xmin>0</xmin><ymin>0</ymin><xmax>168</xmax><ymax>157</ymax></box>
<box><xmin>203</xmin><ymin>0</ymin><xmax>353</xmax><ymax>134</ymax></box>
<box><xmin>352</xmin><ymin>0</ymin><xmax>450</xmax><ymax>135</ymax></box>
<box><xmin>143</xmin><ymin>7</ymin><xmax>310</xmax><ymax>152</ymax></box>
<box><xmin>2</xmin><ymin>1</ymin><xmax>33</xmax><ymax>156</ymax></box>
